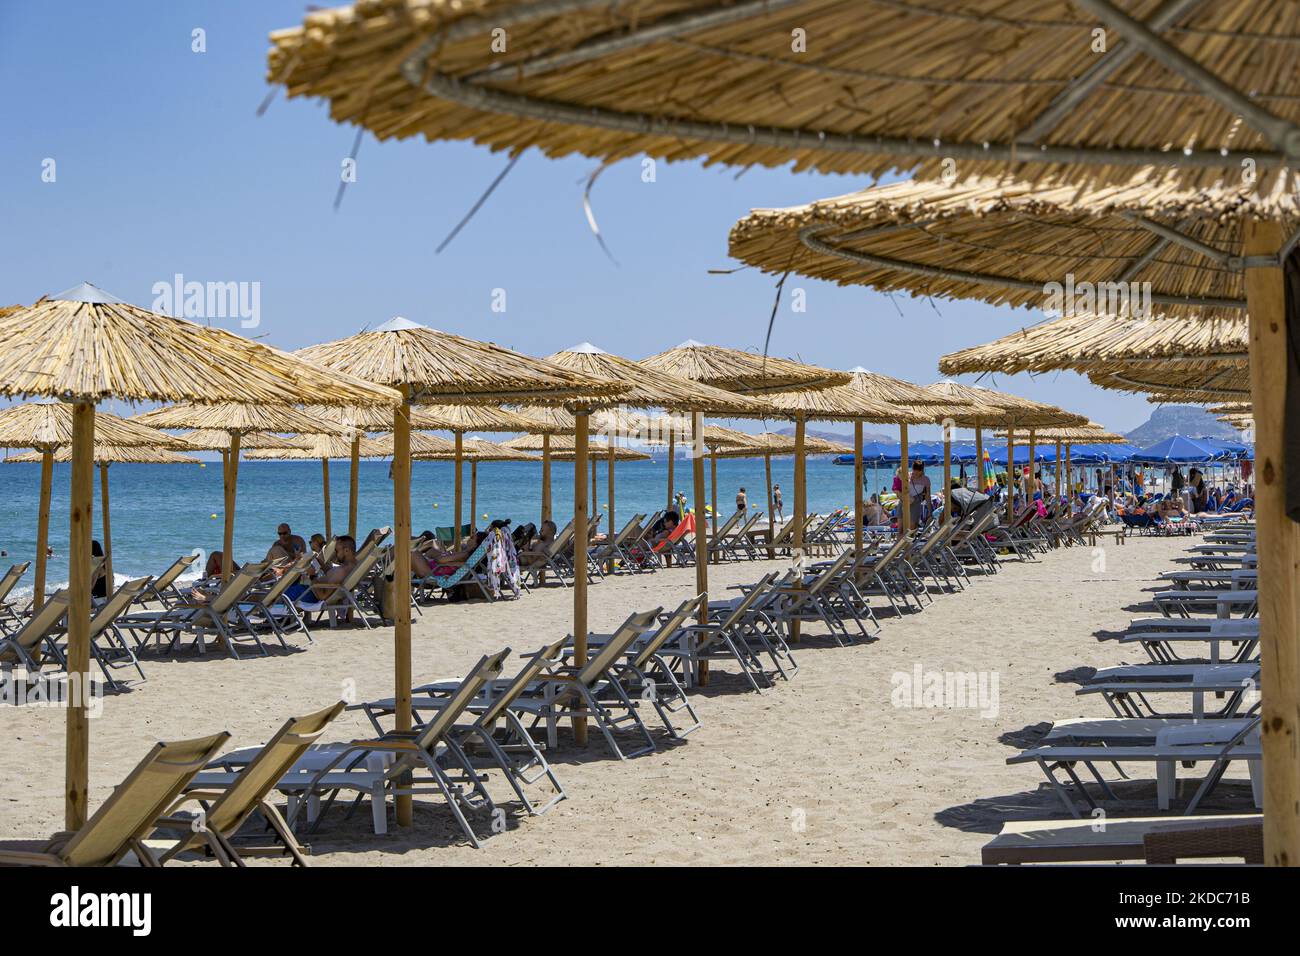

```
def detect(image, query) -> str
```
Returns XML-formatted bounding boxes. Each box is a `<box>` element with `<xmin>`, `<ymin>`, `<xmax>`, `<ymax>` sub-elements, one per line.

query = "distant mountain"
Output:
<box><xmin>774</xmin><ymin>425</ymin><xmax>892</xmax><ymax>443</ymax></box>
<box><xmin>1125</xmin><ymin>405</ymin><xmax>1239</xmax><ymax>445</ymax></box>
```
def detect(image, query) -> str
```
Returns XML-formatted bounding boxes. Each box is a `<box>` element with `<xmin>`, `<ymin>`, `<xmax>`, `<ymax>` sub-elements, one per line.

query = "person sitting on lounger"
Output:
<box><xmin>647</xmin><ymin>511</ymin><xmax>680</xmax><ymax>549</ymax></box>
<box><xmin>299</xmin><ymin>535</ymin><xmax>357</xmax><ymax>602</ymax></box>
<box><xmin>863</xmin><ymin>494</ymin><xmax>888</xmax><ymax>527</ymax></box>
<box><xmin>419</xmin><ymin>531</ymin><xmax>490</xmax><ymax>578</ymax></box>
<box><xmin>266</xmin><ymin>524</ymin><xmax>307</xmax><ymax>563</ymax></box>
<box><xmin>203</xmin><ymin>550</ymin><xmax>238</xmax><ymax>579</ymax></box>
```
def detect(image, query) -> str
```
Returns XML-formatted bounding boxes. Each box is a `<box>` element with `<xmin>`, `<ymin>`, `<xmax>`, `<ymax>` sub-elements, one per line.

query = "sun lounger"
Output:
<box><xmin>590</xmin><ymin>513</ymin><xmax>646</xmax><ymax>573</ymax></box>
<box><xmin>519</xmin><ymin>522</ymin><xmax>577</xmax><ymax>588</ymax></box>
<box><xmin>1117</xmin><ymin>618</ymin><xmax>1259</xmax><ymax>665</ymax></box>
<box><xmin>119</xmin><ymin>562</ymin><xmax>272</xmax><ymax>657</ymax></box>
<box><xmin>0</xmin><ymin>562</ymin><xmax>31</xmax><ymax>634</ymax></box>
<box><xmin>981</xmin><ymin>814</ymin><xmax>1261</xmax><ymax>865</ymax></box>
<box><xmin>269</xmin><ymin>650</ymin><xmax>511</xmax><ymax>843</ymax></box>
<box><xmin>296</xmin><ymin>549</ymin><xmax>384</xmax><ymax>628</ymax></box>
<box><xmin>142</xmin><ymin>553</ymin><xmax>201</xmax><ymax>609</ymax></box>
<box><xmin>0</xmin><ymin>590</ymin><xmax>69</xmax><ymax>675</ymax></box>
<box><xmin>236</xmin><ymin>553</ymin><xmax>316</xmax><ymax>645</ymax></box>
<box><xmin>156</xmin><ymin>702</ymin><xmax>345</xmax><ymax>865</ymax></box>
<box><xmin>0</xmin><ymin>733</ymin><xmax>230</xmax><ymax>866</ymax></box>
<box><xmin>663</xmin><ymin>575</ymin><xmax>794</xmax><ymax>691</ymax></box>
<box><xmin>46</xmin><ymin>576</ymin><xmax>153</xmax><ymax>691</ymax></box>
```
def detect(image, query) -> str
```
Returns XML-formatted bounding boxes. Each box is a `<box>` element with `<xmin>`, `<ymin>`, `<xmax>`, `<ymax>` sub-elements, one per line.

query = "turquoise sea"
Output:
<box><xmin>0</xmin><ymin>455</ymin><xmax>898</xmax><ymax>599</ymax></box>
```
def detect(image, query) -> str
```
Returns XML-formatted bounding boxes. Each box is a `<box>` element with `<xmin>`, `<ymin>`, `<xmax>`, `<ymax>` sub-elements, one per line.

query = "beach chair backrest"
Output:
<box><xmin>410</xmin><ymin>649</ymin><xmax>511</xmax><ymax>752</ymax></box>
<box><xmin>209</xmin><ymin>562</ymin><xmax>268</xmax><ymax>615</ymax></box>
<box><xmin>806</xmin><ymin>549</ymin><xmax>854</xmax><ymax>595</ymax></box>
<box><xmin>151</xmin><ymin>554</ymin><xmax>197</xmax><ymax>594</ymax></box>
<box><xmin>712</xmin><ymin>510</ymin><xmax>741</xmax><ymax>540</ymax></box>
<box><xmin>714</xmin><ymin>574</ymin><xmax>777</xmax><ymax>633</ymax></box>
<box><xmin>0</xmin><ymin>592</ymin><xmax>70</xmax><ymax>661</ymax></box>
<box><xmin>257</xmin><ymin>554</ymin><xmax>315</xmax><ymax>607</ymax></box>
<box><xmin>631</xmin><ymin>595</ymin><xmax>704</xmax><ymax>669</ymax></box>
<box><xmin>204</xmin><ymin>702</ymin><xmax>345</xmax><ymax>836</ymax></box>
<box><xmin>62</xmin><ymin>732</ymin><xmax>231</xmax><ymax>866</ymax></box>
<box><xmin>0</xmin><ymin>562</ymin><xmax>31</xmax><ymax>603</ymax></box>
<box><xmin>319</xmin><ymin>538</ymin><xmax>338</xmax><ymax>567</ymax></box>
<box><xmin>88</xmin><ymin>577</ymin><xmax>152</xmax><ymax>637</ymax></box>
<box><xmin>576</xmin><ymin>608</ymin><xmax>662</xmax><ymax>686</ymax></box>
<box><xmin>547</xmin><ymin>523</ymin><xmax>575</xmax><ymax>557</ymax></box>
<box><xmin>319</xmin><ymin>549</ymin><xmax>383</xmax><ymax>608</ymax></box>
<box><xmin>477</xmin><ymin>638</ymin><xmax>568</xmax><ymax>726</ymax></box>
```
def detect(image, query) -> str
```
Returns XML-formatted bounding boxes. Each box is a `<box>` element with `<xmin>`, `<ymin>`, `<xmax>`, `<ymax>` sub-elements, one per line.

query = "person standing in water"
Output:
<box><xmin>772</xmin><ymin>484</ymin><xmax>784</xmax><ymax>523</ymax></box>
<box><xmin>736</xmin><ymin>487</ymin><xmax>747</xmax><ymax>513</ymax></box>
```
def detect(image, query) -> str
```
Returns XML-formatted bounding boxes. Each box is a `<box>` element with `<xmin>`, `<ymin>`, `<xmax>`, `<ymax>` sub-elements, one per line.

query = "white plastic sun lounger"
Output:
<box><xmin>981</xmin><ymin>814</ymin><xmax>1261</xmax><ymax>865</ymax></box>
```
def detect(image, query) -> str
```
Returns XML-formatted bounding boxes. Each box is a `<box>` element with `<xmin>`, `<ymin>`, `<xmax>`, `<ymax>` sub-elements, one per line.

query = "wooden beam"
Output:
<box><xmin>666</xmin><ymin>430</ymin><xmax>675</xmax><ymax>512</ymax></box>
<box><xmin>222</xmin><ymin>433</ymin><xmax>240</xmax><ymax>584</ymax></box>
<box><xmin>392</xmin><ymin>397</ymin><xmax>413</xmax><ymax>826</ymax></box>
<box><xmin>692</xmin><ymin>412</ymin><xmax>709</xmax><ymax>681</ymax></box>
<box><xmin>710</xmin><ymin>451</ymin><xmax>718</xmax><ymax>549</ymax></box>
<box><xmin>974</xmin><ymin>425</ymin><xmax>984</xmax><ymax>493</ymax></box>
<box><xmin>791</xmin><ymin>416</ymin><xmax>806</xmax><ymax>642</ymax></box>
<box><xmin>853</xmin><ymin>420</ymin><xmax>864</xmax><ymax>556</ymax></box>
<box><xmin>321</xmin><ymin>458</ymin><xmax>332</xmax><ymax>540</ymax></box>
<box><xmin>899</xmin><ymin>423</ymin><xmax>910</xmax><ymax>534</ymax></box>
<box><xmin>541</xmin><ymin>434</ymin><xmax>552</xmax><ymax>523</ymax></box>
<box><xmin>64</xmin><ymin>401</ymin><xmax>94</xmax><ymax>829</ymax></box>
<box><xmin>348</xmin><ymin>435</ymin><xmax>360</xmax><ymax>540</ymax></box>
<box><xmin>99</xmin><ymin>462</ymin><xmax>112</xmax><ymax>590</ymax></box>
<box><xmin>607</xmin><ymin>444</ymin><xmax>616</xmax><ymax>574</ymax></box>
<box><xmin>572</xmin><ymin>411</ymin><xmax>590</xmax><ymax>745</ymax></box>
<box><xmin>764</xmin><ymin>449</ymin><xmax>775</xmax><ymax>558</ymax></box>
<box><xmin>33</xmin><ymin>449</ymin><xmax>53</xmax><ymax>611</ymax></box>
<box><xmin>454</xmin><ymin>431</ymin><xmax>464</xmax><ymax>548</ymax></box>
<box><xmin>943</xmin><ymin>429</ymin><xmax>952</xmax><ymax>524</ymax></box>
<box><xmin>1243</xmin><ymin>217</ymin><xmax>1298</xmax><ymax>866</ymax></box>
<box><xmin>471</xmin><ymin>461</ymin><xmax>478</xmax><ymax>530</ymax></box>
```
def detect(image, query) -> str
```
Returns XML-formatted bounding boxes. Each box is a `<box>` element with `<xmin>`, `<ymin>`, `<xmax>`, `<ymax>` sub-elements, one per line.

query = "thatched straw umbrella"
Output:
<box><xmin>940</xmin><ymin>312</ymin><xmax>1248</xmax><ymax>376</ymax></box>
<box><xmin>1088</xmin><ymin>363</ymin><xmax>1251</xmax><ymax>402</ymax></box>
<box><xmin>756</xmin><ymin>370</ymin><xmax>968</xmax><ymax>548</ymax></box>
<box><xmin>266</xmin><ymin>0</ymin><xmax>1295</xmax><ymax>188</ymax></box>
<box><xmin>6</xmin><ymin>444</ymin><xmax>202</xmax><ymax>593</ymax></box>
<box><xmin>413</xmin><ymin>437</ymin><xmax>539</xmax><ymax>530</ymax></box>
<box><xmin>544</xmin><ymin>342</ymin><xmax>765</xmax><ymax>588</ymax></box>
<box><xmin>0</xmin><ymin>282</ymin><xmax>399</xmax><ymax>829</ymax></box>
<box><xmin>134</xmin><ymin>403</ymin><xmax>349</xmax><ymax>584</ymax></box>
<box><xmin>295</xmin><ymin>317</ymin><xmax>624</xmax><ymax>774</ymax></box>
<box><xmin>0</xmin><ymin>402</ymin><xmax>191</xmax><ymax>610</ymax></box>
<box><xmin>640</xmin><ymin>340</ymin><xmax>846</xmax><ymax>641</ymax></box>
<box><xmin>243</xmin><ymin>433</ymin><xmax>389</xmax><ymax>538</ymax></box>
<box><xmin>995</xmin><ymin>423</ymin><xmax>1128</xmax><ymax>503</ymax></box>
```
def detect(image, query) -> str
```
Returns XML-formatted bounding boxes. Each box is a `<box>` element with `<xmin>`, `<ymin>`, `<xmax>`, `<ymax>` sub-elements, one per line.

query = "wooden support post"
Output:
<box><xmin>99</xmin><ymin>462</ymin><xmax>112</xmax><ymax>590</ymax></box>
<box><xmin>454</xmin><ymin>431</ymin><xmax>464</xmax><ymax>548</ymax></box>
<box><xmin>791</xmin><ymin>416</ymin><xmax>806</xmax><ymax>642</ymax></box>
<box><xmin>348</xmin><ymin>435</ymin><xmax>360</xmax><ymax>541</ymax></box>
<box><xmin>34</xmin><ymin>448</ymin><xmax>53</xmax><ymax>611</ymax></box>
<box><xmin>321</xmin><ymin>458</ymin><xmax>332</xmax><ymax>540</ymax></box>
<box><xmin>591</xmin><ymin>456</ymin><xmax>598</xmax><ymax>518</ymax></box>
<box><xmin>1006</xmin><ymin>431</ymin><xmax>1015</xmax><ymax>522</ymax></box>
<box><xmin>471</xmin><ymin>461</ymin><xmax>478</xmax><ymax>530</ymax></box>
<box><xmin>1055</xmin><ymin>440</ymin><xmax>1063</xmax><ymax>505</ymax></box>
<box><xmin>392</xmin><ymin>397</ymin><xmax>413</xmax><ymax>826</ymax></box>
<box><xmin>666</xmin><ymin>430</ymin><xmax>675</xmax><ymax>512</ymax></box>
<box><xmin>541</xmin><ymin>434</ymin><xmax>552</xmax><ymax>523</ymax></box>
<box><xmin>1065</xmin><ymin>443</ymin><xmax>1072</xmax><ymax>503</ymax></box>
<box><xmin>1243</xmin><ymin>217</ymin><xmax>1297</xmax><ymax>866</ymax></box>
<box><xmin>65</xmin><ymin>401</ymin><xmax>94</xmax><ymax>829</ymax></box>
<box><xmin>606</xmin><ymin>444</ymin><xmax>616</xmax><ymax>574</ymax></box>
<box><xmin>974</xmin><ymin>424</ymin><xmax>984</xmax><ymax>493</ymax></box>
<box><xmin>1027</xmin><ymin>428</ymin><xmax>1037</xmax><ymax>500</ymax></box>
<box><xmin>692</xmin><ymin>412</ymin><xmax>709</xmax><ymax>680</ymax></box>
<box><xmin>710</xmin><ymin>451</ymin><xmax>718</xmax><ymax>548</ymax></box>
<box><xmin>899</xmin><ymin>423</ymin><xmax>910</xmax><ymax>534</ymax></box>
<box><xmin>764</xmin><ymin>449</ymin><xmax>775</xmax><ymax>558</ymax></box>
<box><xmin>572</xmin><ymin>411</ymin><xmax>590</xmax><ymax>745</ymax></box>
<box><xmin>853</xmin><ymin>420</ymin><xmax>864</xmax><ymax>555</ymax></box>
<box><xmin>222</xmin><ymin>433</ymin><xmax>240</xmax><ymax>583</ymax></box>
<box><xmin>943</xmin><ymin>428</ymin><xmax>952</xmax><ymax>524</ymax></box>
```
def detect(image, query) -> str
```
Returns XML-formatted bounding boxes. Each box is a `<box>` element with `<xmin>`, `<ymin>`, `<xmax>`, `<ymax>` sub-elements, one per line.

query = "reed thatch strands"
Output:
<box><xmin>0</xmin><ymin>402</ymin><xmax>192</xmax><ymax>612</ymax></box>
<box><xmin>1088</xmin><ymin>362</ymin><xmax>1252</xmax><ymax>400</ymax></box>
<box><xmin>0</xmin><ymin>282</ymin><xmax>399</xmax><ymax>832</ymax></box>
<box><xmin>994</xmin><ymin>422</ymin><xmax>1128</xmax><ymax>443</ymax></box>
<box><xmin>268</xmin><ymin>0</ymin><xmax>1300</xmax><ymax>188</ymax></box>
<box><xmin>176</xmin><ymin>429</ymin><xmax>306</xmax><ymax>451</ymax></box>
<box><xmin>365</xmin><ymin>431</ymin><xmax>458</xmax><ymax>456</ymax></box>
<box><xmin>939</xmin><ymin>312</ymin><xmax>1250</xmax><ymax>375</ymax></box>
<box><xmin>540</xmin><ymin>440</ymin><xmax>651</xmax><ymax>462</ymax></box>
<box><xmin>924</xmin><ymin>381</ymin><xmax>1086</xmax><ymax>429</ymax></box>
<box><xmin>729</xmin><ymin>173</ymin><xmax>1300</xmax><ymax>321</ymax></box>
<box><xmin>640</xmin><ymin>340</ymin><xmax>849</xmax><ymax>394</ymax></box>
<box><xmin>296</xmin><ymin>318</ymin><xmax>627</xmax><ymax>766</ymax></box>
<box><xmin>502</xmin><ymin>434</ymin><xmax>646</xmax><ymax>459</ymax></box>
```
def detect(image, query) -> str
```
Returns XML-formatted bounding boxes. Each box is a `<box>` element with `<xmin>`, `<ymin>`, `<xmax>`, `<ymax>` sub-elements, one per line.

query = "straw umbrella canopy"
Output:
<box><xmin>294</xmin><ymin>317</ymin><xmax>626</xmax><ymax>774</ymax></box>
<box><xmin>133</xmin><ymin>402</ymin><xmax>350</xmax><ymax>584</ymax></box>
<box><xmin>0</xmin><ymin>281</ymin><xmax>399</xmax><ymax>830</ymax></box>
<box><xmin>1088</xmin><ymin>362</ymin><xmax>1251</xmax><ymax>401</ymax></box>
<box><xmin>267</xmin><ymin>0</ymin><xmax>1300</xmax><ymax>188</ymax></box>
<box><xmin>177</xmin><ymin>429</ymin><xmax>306</xmax><ymax>452</ymax></box>
<box><xmin>545</xmin><ymin>341</ymin><xmax>767</xmax><ymax>585</ymax></box>
<box><xmin>0</xmin><ymin>402</ymin><xmax>194</xmax><ymax>610</ymax></box>
<box><xmin>939</xmin><ymin>311</ymin><xmax>1249</xmax><ymax>376</ymax></box>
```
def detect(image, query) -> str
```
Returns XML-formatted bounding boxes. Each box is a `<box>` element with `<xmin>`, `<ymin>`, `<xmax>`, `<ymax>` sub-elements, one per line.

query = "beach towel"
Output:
<box><xmin>653</xmin><ymin>513</ymin><xmax>694</xmax><ymax>553</ymax></box>
<box><xmin>484</xmin><ymin>528</ymin><xmax>521</xmax><ymax>599</ymax></box>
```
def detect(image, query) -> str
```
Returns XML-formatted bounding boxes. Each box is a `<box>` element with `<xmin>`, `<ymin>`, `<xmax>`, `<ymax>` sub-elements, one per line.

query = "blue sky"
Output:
<box><xmin>0</xmin><ymin>0</ymin><xmax>1162</xmax><ymax>436</ymax></box>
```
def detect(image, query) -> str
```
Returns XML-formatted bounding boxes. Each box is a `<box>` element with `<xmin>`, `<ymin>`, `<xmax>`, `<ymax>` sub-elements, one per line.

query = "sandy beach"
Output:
<box><xmin>1</xmin><ymin>535</ymin><xmax>1253</xmax><ymax>866</ymax></box>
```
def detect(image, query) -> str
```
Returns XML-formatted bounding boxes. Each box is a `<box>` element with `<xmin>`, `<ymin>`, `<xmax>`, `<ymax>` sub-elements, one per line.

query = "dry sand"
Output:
<box><xmin>1</xmin><ymin>534</ymin><xmax>1252</xmax><ymax>865</ymax></box>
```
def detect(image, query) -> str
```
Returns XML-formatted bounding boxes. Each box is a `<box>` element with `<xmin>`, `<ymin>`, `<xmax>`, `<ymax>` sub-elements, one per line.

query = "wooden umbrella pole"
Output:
<box><xmin>454</xmin><ymin>431</ymin><xmax>464</xmax><ymax>548</ymax></box>
<box><xmin>791</xmin><ymin>415</ymin><xmax>806</xmax><ymax>642</ymax></box>
<box><xmin>591</xmin><ymin>456</ymin><xmax>597</xmax><ymax>518</ymax></box>
<box><xmin>572</xmin><ymin>411</ymin><xmax>590</xmax><ymax>745</ymax></box>
<box><xmin>1027</xmin><ymin>429</ymin><xmax>1037</xmax><ymax>501</ymax></box>
<box><xmin>65</xmin><ymin>401</ymin><xmax>94</xmax><ymax>829</ymax></box>
<box><xmin>392</xmin><ymin>397</ymin><xmax>413</xmax><ymax>826</ymax></box>
<box><xmin>764</xmin><ymin>449</ymin><xmax>775</xmax><ymax>559</ymax></box>
<box><xmin>222</xmin><ymin>433</ymin><xmax>241</xmax><ymax>584</ymax></box>
<box><xmin>1055</xmin><ymin>440</ymin><xmax>1063</xmax><ymax>506</ymax></box>
<box><xmin>1006</xmin><ymin>431</ymin><xmax>1015</xmax><ymax>522</ymax></box>
<box><xmin>691</xmin><ymin>411</ymin><xmax>709</xmax><ymax>681</ymax></box>
<box><xmin>1243</xmin><ymin>217</ymin><xmax>1297</xmax><ymax>866</ymax></box>
<box><xmin>943</xmin><ymin>429</ymin><xmax>952</xmax><ymax>524</ymax></box>
<box><xmin>34</xmin><ymin>448</ymin><xmax>53</xmax><ymax>611</ymax></box>
<box><xmin>899</xmin><ymin>423</ymin><xmax>910</xmax><ymax>535</ymax></box>
<box><xmin>666</xmin><ymin>430</ymin><xmax>675</xmax><ymax>512</ymax></box>
<box><xmin>348</xmin><ymin>435</ymin><xmax>360</xmax><ymax>541</ymax></box>
<box><xmin>974</xmin><ymin>424</ymin><xmax>984</xmax><ymax>492</ymax></box>
<box><xmin>321</xmin><ymin>458</ymin><xmax>332</xmax><ymax>539</ymax></box>
<box><xmin>710</xmin><ymin>451</ymin><xmax>718</xmax><ymax>552</ymax></box>
<box><xmin>853</xmin><ymin>420</ymin><xmax>864</xmax><ymax>556</ymax></box>
<box><xmin>541</xmin><ymin>434</ymin><xmax>552</xmax><ymax>523</ymax></box>
<box><xmin>99</xmin><ymin>462</ymin><xmax>112</xmax><ymax>590</ymax></box>
<box><xmin>606</xmin><ymin>444</ymin><xmax>616</xmax><ymax>574</ymax></box>
<box><xmin>1065</xmin><ymin>443</ymin><xmax>1072</xmax><ymax>504</ymax></box>
<box><xmin>471</xmin><ymin>461</ymin><xmax>478</xmax><ymax>530</ymax></box>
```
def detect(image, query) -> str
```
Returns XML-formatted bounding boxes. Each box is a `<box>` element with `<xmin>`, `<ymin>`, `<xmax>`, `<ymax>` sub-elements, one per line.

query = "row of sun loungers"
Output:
<box><xmin>984</xmin><ymin>516</ymin><xmax>1262</xmax><ymax>864</ymax></box>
